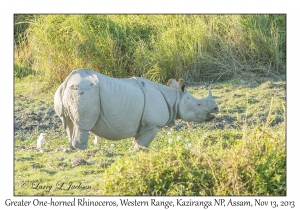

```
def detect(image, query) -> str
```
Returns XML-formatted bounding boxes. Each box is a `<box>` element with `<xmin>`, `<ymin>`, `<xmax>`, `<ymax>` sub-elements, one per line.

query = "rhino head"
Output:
<box><xmin>168</xmin><ymin>78</ymin><xmax>219</xmax><ymax>123</ymax></box>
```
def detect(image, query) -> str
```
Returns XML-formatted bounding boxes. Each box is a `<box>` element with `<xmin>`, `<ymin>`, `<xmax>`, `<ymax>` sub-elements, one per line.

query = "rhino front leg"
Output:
<box><xmin>72</xmin><ymin>124</ymin><xmax>89</xmax><ymax>150</ymax></box>
<box><xmin>134</xmin><ymin>127</ymin><xmax>159</xmax><ymax>150</ymax></box>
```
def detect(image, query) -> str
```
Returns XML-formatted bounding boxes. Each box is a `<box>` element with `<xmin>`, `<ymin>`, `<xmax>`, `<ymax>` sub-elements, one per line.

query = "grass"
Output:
<box><xmin>14</xmin><ymin>14</ymin><xmax>286</xmax><ymax>85</ymax></box>
<box><xmin>14</xmin><ymin>77</ymin><xmax>286</xmax><ymax>196</ymax></box>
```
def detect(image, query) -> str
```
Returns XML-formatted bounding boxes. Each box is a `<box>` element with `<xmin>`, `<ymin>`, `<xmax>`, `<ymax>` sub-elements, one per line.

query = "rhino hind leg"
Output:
<box><xmin>71</xmin><ymin>124</ymin><xmax>89</xmax><ymax>150</ymax></box>
<box><xmin>61</xmin><ymin>115</ymin><xmax>76</xmax><ymax>150</ymax></box>
<box><xmin>134</xmin><ymin>127</ymin><xmax>159</xmax><ymax>150</ymax></box>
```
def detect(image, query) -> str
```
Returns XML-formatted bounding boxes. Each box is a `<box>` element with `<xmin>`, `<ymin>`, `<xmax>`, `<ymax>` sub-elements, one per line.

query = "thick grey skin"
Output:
<box><xmin>54</xmin><ymin>68</ymin><xmax>219</xmax><ymax>150</ymax></box>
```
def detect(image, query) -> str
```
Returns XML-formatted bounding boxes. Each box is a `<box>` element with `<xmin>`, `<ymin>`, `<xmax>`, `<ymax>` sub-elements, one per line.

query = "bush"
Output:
<box><xmin>97</xmin><ymin>123</ymin><xmax>286</xmax><ymax>195</ymax></box>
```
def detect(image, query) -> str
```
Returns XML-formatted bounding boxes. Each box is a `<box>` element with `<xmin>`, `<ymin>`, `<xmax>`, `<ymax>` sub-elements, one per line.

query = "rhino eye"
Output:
<box><xmin>197</xmin><ymin>103</ymin><xmax>201</xmax><ymax>106</ymax></box>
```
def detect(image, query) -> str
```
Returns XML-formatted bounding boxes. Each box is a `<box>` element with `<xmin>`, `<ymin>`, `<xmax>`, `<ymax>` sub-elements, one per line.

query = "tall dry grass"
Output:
<box><xmin>14</xmin><ymin>14</ymin><xmax>286</xmax><ymax>84</ymax></box>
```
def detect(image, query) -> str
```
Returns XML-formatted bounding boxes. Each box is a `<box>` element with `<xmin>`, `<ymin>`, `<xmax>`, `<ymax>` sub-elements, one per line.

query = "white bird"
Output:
<box><xmin>94</xmin><ymin>136</ymin><xmax>100</xmax><ymax>145</ymax></box>
<box><xmin>37</xmin><ymin>133</ymin><xmax>46</xmax><ymax>153</ymax></box>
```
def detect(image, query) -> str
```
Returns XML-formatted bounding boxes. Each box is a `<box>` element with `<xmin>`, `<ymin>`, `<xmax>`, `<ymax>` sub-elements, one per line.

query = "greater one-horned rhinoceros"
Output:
<box><xmin>54</xmin><ymin>68</ymin><xmax>219</xmax><ymax>150</ymax></box>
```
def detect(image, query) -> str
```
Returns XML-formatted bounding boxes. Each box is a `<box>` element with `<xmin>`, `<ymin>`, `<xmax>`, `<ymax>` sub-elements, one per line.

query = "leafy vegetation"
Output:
<box><xmin>14</xmin><ymin>14</ymin><xmax>286</xmax><ymax>196</ymax></box>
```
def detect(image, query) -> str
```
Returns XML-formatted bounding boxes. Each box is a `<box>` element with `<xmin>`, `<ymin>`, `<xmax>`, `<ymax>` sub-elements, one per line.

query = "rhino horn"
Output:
<box><xmin>208</xmin><ymin>89</ymin><xmax>213</xmax><ymax>98</ymax></box>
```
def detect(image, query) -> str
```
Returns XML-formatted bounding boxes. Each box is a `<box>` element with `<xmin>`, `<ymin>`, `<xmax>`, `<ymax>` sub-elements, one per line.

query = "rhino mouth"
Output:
<box><xmin>205</xmin><ymin>113</ymin><xmax>216</xmax><ymax>122</ymax></box>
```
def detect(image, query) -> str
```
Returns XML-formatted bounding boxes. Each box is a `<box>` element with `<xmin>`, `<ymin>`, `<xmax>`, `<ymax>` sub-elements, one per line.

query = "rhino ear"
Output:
<box><xmin>178</xmin><ymin>78</ymin><xmax>185</xmax><ymax>92</ymax></box>
<box><xmin>167</xmin><ymin>78</ymin><xmax>176</xmax><ymax>87</ymax></box>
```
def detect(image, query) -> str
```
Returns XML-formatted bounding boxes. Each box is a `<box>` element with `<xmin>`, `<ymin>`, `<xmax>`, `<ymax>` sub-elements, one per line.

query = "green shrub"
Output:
<box><xmin>97</xmin><ymin>123</ymin><xmax>285</xmax><ymax>195</ymax></box>
<box><xmin>97</xmin><ymin>148</ymin><xmax>214</xmax><ymax>196</ymax></box>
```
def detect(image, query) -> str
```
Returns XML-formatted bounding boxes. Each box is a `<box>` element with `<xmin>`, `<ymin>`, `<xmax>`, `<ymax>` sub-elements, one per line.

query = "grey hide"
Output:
<box><xmin>54</xmin><ymin>68</ymin><xmax>219</xmax><ymax>150</ymax></box>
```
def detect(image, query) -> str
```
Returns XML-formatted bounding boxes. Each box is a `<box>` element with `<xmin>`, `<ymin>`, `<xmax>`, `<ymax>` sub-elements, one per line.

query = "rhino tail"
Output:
<box><xmin>54</xmin><ymin>83</ymin><xmax>65</xmax><ymax>117</ymax></box>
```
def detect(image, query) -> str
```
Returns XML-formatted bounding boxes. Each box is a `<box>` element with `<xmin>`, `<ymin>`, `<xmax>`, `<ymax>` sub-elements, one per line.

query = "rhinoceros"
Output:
<box><xmin>54</xmin><ymin>68</ymin><xmax>219</xmax><ymax>150</ymax></box>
